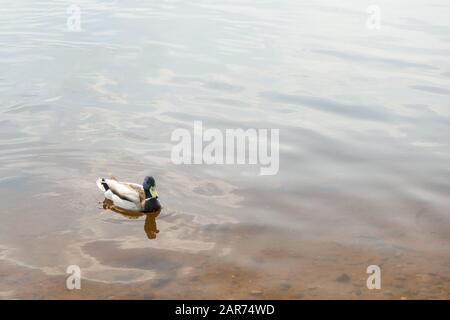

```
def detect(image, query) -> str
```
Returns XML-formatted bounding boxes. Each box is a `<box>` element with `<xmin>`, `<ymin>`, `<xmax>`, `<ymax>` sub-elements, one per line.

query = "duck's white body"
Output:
<box><xmin>96</xmin><ymin>178</ymin><xmax>145</xmax><ymax>212</ymax></box>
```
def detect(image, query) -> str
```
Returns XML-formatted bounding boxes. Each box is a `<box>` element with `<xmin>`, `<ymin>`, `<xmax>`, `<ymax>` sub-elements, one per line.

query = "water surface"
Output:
<box><xmin>0</xmin><ymin>0</ymin><xmax>449</xmax><ymax>299</ymax></box>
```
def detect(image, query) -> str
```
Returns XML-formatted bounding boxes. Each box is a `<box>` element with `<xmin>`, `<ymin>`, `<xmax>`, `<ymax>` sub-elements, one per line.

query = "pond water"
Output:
<box><xmin>0</xmin><ymin>0</ymin><xmax>449</xmax><ymax>299</ymax></box>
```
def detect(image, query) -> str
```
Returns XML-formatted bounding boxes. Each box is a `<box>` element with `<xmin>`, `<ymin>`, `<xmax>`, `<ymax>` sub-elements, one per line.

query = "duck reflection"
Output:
<box><xmin>102</xmin><ymin>199</ymin><xmax>160</xmax><ymax>239</ymax></box>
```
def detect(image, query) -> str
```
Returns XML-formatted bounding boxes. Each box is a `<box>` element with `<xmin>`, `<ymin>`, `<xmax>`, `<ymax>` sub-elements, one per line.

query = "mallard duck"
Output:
<box><xmin>96</xmin><ymin>176</ymin><xmax>161</xmax><ymax>212</ymax></box>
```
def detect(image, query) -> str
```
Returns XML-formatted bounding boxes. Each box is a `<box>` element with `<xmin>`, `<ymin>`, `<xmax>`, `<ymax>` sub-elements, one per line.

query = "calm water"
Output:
<box><xmin>0</xmin><ymin>0</ymin><xmax>449</xmax><ymax>299</ymax></box>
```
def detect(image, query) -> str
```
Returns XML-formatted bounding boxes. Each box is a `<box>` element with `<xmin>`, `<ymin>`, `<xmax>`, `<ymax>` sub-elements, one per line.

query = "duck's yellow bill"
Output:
<box><xmin>149</xmin><ymin>186</ymin><xmax>158</xmax><ymax>198</ymax></box>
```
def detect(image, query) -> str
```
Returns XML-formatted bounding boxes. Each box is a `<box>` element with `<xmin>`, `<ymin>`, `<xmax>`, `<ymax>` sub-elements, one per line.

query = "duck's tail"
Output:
<box><xmin>96</xmin><ymin>178</ymin><xmax>110</xmax><ymax>192</ymax></box>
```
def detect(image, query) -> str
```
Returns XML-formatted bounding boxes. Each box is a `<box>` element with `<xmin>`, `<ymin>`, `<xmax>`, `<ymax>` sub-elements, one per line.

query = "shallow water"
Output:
<box><xmin>0</xmin><ymin>0</ymin><xmax>449</xmax><ymax>299</ymax></box>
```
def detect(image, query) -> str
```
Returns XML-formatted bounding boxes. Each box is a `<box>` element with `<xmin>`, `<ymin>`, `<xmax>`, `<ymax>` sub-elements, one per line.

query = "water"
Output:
<box><xmin>0</xmin><ymin>0</ymin><xmax>449</xmax><ymax>299</ymax></box>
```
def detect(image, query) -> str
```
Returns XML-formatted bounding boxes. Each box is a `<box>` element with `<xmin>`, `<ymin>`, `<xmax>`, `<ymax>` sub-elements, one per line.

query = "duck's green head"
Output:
<box><xmin>143</xmin><ymin>176</ymin><xmax>158</xmax><ymax>199</ymax></box>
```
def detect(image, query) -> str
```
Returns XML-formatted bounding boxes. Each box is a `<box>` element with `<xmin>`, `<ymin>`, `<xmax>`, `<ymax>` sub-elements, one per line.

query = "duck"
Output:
<box><xmin>96</xmin><ymin>176</ymin><xmax>162</xmax><ymax>212</ymax></box>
